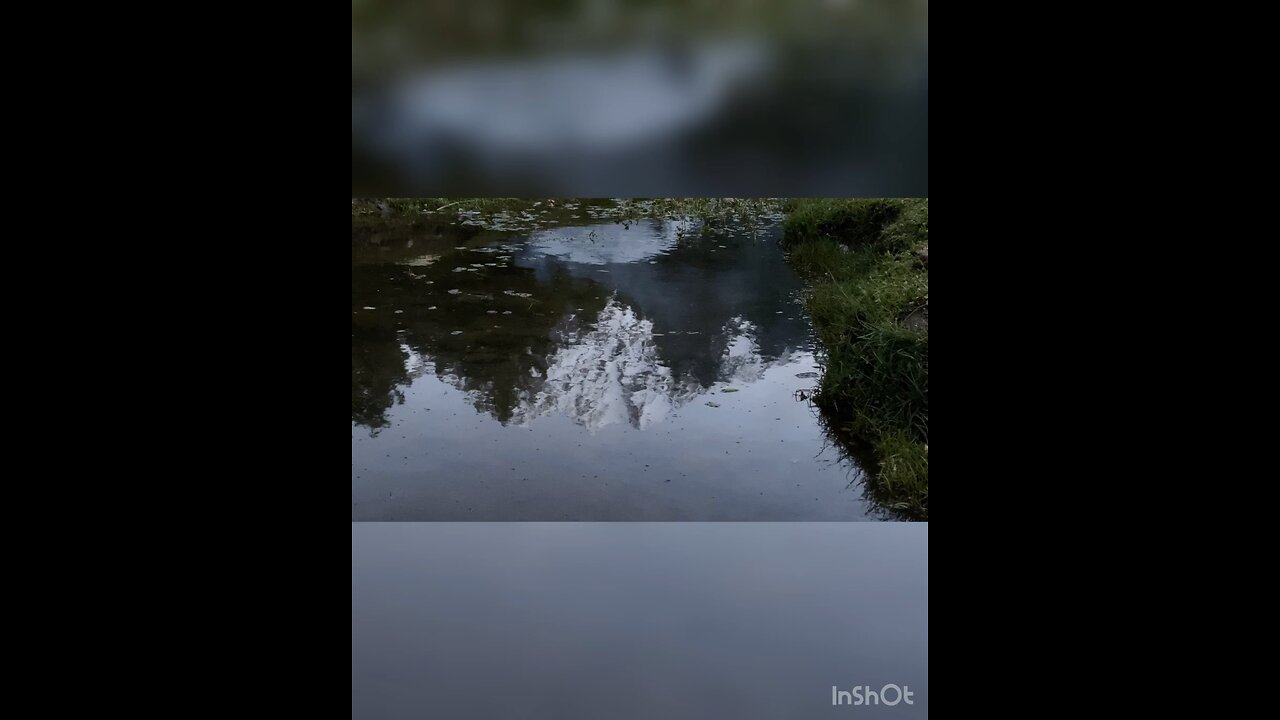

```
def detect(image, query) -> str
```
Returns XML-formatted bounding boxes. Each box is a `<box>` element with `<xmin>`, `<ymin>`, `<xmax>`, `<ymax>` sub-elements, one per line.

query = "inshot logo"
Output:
<box><xmin>831</xmin><ymin>685</ymin><xmax>914</xmax><ymax>707</ymax></box>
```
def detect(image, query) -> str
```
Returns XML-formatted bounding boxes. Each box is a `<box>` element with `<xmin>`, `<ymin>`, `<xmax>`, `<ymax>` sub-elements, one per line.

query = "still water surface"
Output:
<box><xmin>352</xmin><ymin>202</ymin><xmax>877</xmax><ymax>520</ymax></box>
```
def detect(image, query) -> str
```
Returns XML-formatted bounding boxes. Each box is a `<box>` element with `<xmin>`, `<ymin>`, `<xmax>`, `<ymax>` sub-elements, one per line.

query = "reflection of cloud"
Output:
<box><xmin>718</xmin><ymin>317</ymin><xmax>764</xmax><ymax>383</ymax></box>
<box><xmin>396</xmin><ymin>302</ymin><xmax>796</xmax><ymax>432</ymax></box>
<box><xmin>400</xmin><ymin>343</ymin><xmax>432</xmax><ymax>378</ymax></box>
<box><xmin>520</xmin><ymin>220</ymin><xmax>694</xmax><ymax>266</ymax></box>
<box><xmin>515</xmin><ymin>298</ymin><xmax>699</xmax><ymax>431</ymax></box>
<box><xmin>718</xmin><ymin>316</ymin><xmax>796</xmax><ymax>384</ymax></box>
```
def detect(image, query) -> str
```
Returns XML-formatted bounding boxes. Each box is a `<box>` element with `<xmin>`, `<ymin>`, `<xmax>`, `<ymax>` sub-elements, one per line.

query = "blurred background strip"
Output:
<box><xmin>352</xmin><ymin>0</ymin><xmax>928</xmax><ymax>196</ymax></box>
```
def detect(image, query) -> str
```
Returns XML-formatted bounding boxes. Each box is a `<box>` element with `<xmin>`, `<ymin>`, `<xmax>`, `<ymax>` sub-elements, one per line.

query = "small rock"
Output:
<box><xmin>902</xmin><ymin>305</ymin><xmax>929</xmax><ymax>332</ymax></box>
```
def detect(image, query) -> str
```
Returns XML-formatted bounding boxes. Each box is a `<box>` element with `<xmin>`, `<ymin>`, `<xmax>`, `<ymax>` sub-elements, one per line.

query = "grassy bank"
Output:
<box><xmin>783</xmin><ymin>199</ymin><xmax>928</xmax><ymax>519</ymax></box>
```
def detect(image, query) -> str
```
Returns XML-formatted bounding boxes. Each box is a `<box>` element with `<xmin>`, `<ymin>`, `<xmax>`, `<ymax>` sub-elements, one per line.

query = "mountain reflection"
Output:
<box><xmin>351</xmin><ymin>215</ymin><xmax>809</xmax><ymax>433</ymax></box>
<box><xmin>507</xmin><ymin>298</ymin><xmax>698</xmax><ymax>430</ymax></box>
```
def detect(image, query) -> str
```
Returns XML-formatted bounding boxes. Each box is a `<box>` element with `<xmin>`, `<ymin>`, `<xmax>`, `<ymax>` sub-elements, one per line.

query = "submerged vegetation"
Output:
<box><xmin>783</xmin><ymin>199</ymin><xmax>928</xmax><ymax>519</ymax></box>
<box><xmin>353</xmin><ymin>198</ymin><xmax>784</xmax><ymax>236</ymax></box>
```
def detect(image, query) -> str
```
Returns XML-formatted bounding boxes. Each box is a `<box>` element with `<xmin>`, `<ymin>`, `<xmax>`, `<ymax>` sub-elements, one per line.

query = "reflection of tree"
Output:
<box><xmin>351</xmin><ymin>317</ymin><xmax>408</xmax><ymax>433</ymax></box>
<box><xmin>437</xmin><ymin>270</ymin><xmax>608</xmax><ymax>423</ymax></box>
<box><xmin>518</xmin><ymin>222</ymin><xmax>808</xmax><ymax>388</ymax></box>
<box><xmin>352</xmin><ymin>216</ymin><xmax>812</xmax><ymax>431</ymax></box>
<box><xmin>351</xmin><ymin>239</ymin><xmax>609</xmax><ymax>429</ymax></box>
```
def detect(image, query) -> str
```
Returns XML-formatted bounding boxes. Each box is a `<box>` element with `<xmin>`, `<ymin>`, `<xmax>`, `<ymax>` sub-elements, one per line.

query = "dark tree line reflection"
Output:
<box><xmin>351</xmin><ymin>215</ymin><xmax>811</xmax><ymax>433</ymax></box>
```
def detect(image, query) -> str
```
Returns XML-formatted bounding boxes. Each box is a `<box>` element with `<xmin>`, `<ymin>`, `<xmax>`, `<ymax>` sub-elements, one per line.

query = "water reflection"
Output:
<box><xmin>350</xmin><ymin>204</ymin><xmax>889</xmax><ymax>520</ymax></box>
<box><xmin>521</xmin><ymin>218</ymin><xmax>693</xmax><ymax>265</ymax></box>
<box><xmin>512</xmin><ymin>297</ymin><xmax>698</xmax><ymax>430</ymax></box>
<box><xmin>352</xmin><ymin>215</ymin><xmax>806</xmax><ymax>433</ymax></box>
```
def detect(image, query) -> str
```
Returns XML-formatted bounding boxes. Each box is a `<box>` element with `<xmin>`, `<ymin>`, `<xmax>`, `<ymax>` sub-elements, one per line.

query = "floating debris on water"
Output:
<box><xmin>394</xmin><ymin>310</ymin><xmax>403</xmax><ymax>314</ymax></box>
<box><xmin>721</xmin><ymin>388</ymin><xmax>739</xmax><ymax>393</ymax></box>
<box><xmin>705</xmin><ymin>402</ymin><xmax>720</xmax><ymax>408</ymax></box>
<box><xmin>503</xmin><ymin>290</ymin><xmax>533</xmax><ymax>298</ymax></box>
<box><xmin>448</xmin><ymin>289</ymin><xmax>462</xmax><ymax>294</ymax></box>
<box><xmin>795</xmin><ymin>372</ymin><xmax>819</xmax><ymax>379</ymax></box>
<box><xmin>362</xmin><ymin>306</ymin><xmax>376</xmax><ymax>310</ymax></box>
<box><xmin>451</xmin><ymin>331</ymin><xmax>463</xmax><ymax>335</ymax></box>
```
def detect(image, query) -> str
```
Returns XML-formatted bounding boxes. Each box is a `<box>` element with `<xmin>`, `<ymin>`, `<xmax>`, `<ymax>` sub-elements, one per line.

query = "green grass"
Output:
<box><xmin>784</xmin><ymin>199</ymin><xmax>928</xmax><ymax>519</ymax></box>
